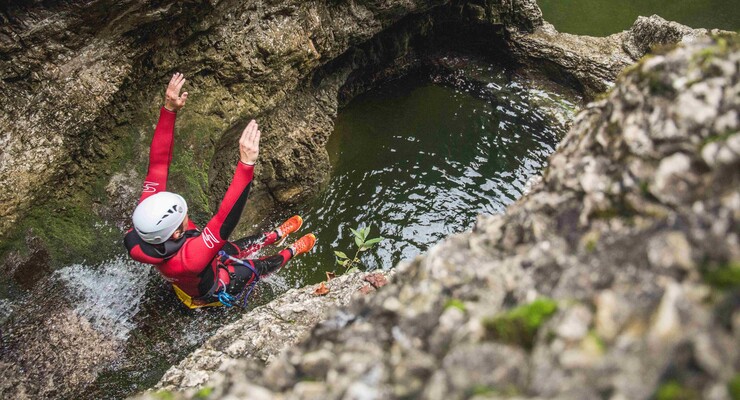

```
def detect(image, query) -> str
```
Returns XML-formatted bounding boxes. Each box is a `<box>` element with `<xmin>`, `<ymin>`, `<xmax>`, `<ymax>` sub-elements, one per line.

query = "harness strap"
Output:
<box><xmin>171</xmin><ymin>251</ymin><xmax>262</xmax><ymax>309</ymax></box>
<box><xmin>216</xmin><ymin>251</ymin><xmax>261</xmax><ymax>308</ymax></box>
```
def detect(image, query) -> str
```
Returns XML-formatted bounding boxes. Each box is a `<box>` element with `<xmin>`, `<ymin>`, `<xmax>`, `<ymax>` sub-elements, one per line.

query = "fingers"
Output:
<box><xmin>181</xmin><ymin>92</ymin><xmax>188</xmax><ymax>102</ymax></box>
<box><xmin>240</xmin><ymin>119</ymin><xmax>257</xmax><ymax>144</ymax></box>
<box><xmin>252</xmin><ymin>127</ymin><xmax>261</xmax><ymax>147</ymax></box>
<box><xmin>175</xmin><ymin>75</ymin><xmax>186</xmax><ymax>92</ymax></box>
<box><xmin>168</xmin><ymin>72</ymin><xmax>186</xmax><ymax>90</ymax></box>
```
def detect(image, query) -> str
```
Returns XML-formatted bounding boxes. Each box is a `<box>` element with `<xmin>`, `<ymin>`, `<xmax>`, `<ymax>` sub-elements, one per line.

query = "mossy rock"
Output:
<box><xmin>482</xmin><ymin>298</ymin><xmax>558</xmax><ymax>350</ymax></box>
<box><xmin>702</xmin><ymin>261</ymin><xmax>740</xmax><ymax>290</ymax></box>
<box><xmin>654</xmin><ymin>381</ymin><xmax>700</xmax><ymax>400</ymax></box>
<box><xmin>444</xmin><ymin>298</ymin><xmax>466</xmax><ymax>312</ymax></box>
<box><xmin>729</xmin><ymin>374</ymin><xmax>740</xmax><ymax>400</ymax></box>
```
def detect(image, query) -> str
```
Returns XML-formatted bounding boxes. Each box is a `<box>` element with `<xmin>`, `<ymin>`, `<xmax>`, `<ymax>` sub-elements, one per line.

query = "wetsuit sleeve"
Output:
<box><xmin>138</xmin><ymin>107</ymin><xmax>177</xmax><ymax>203</ymax></box>
<box><xmin>178</xmin><ymin>162</ymin><xmax>254</xmax><ymax>273</ymax></box>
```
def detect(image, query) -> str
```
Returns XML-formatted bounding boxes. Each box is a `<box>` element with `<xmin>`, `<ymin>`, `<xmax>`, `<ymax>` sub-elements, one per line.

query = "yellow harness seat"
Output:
<box><xmin>172</xmin><ymin>284</ymin><xmax>223</xmax><ymax>309</ymax></box>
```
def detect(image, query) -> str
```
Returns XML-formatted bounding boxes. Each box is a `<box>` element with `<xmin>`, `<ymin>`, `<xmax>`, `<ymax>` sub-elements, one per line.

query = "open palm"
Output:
<box><xmin>164</xmin><ymin>72</ymin><xmax>188</xmax><ymax>111</ymax></box>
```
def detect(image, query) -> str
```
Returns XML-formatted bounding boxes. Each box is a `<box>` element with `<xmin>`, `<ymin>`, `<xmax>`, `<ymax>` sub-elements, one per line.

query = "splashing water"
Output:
<box><xmin>55</xmin><ymin>255</ymin><xmax>153</xmax><ymax>340</ymax></box>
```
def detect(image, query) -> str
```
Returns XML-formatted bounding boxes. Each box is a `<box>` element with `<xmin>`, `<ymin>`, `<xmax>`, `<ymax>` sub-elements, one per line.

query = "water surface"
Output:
<box><xmin>279</xmin><ymin>67</ymin><xmax>574</xmax><ymax>286</ymax></box>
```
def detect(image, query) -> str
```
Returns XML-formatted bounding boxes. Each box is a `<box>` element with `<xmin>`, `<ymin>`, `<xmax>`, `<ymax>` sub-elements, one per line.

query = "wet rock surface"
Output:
<box><xmin>154</xmin><ymin>271</ymin><xmax>393</xmax><ymax>392</ymax></box>
<box><xmin>0</xmin><ymin>0</ymin><xmax>456</xmax><ymax>238</ymax></box>
<box><xmin>0</xmin><ymin>305</ymin><xmax>119</xmax><ymax>399</ymax></box>
<box><xmin>138</xmin><ymin>36</ymin><xmax>739</xmax><ymax>400</ymax></box>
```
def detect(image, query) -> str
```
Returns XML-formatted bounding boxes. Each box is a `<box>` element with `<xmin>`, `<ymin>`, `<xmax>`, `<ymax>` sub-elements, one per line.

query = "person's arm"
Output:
<box><xmin>179</xmin><ymin>120</ymin><xmax>261</xmax><ymax>273</ymax></box>
<box><xmin>138</xmin><ymin>73</ymin><xmax>189</xmax><ymax>203</ymax></box>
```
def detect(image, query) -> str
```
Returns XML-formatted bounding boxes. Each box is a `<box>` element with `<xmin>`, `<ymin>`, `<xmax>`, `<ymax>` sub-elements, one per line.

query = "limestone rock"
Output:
<box><xmin>138</xmin><ymin>35</ymin><xmax>739</xmax><ymax>400</ymax></box>
<box><xmin>153</xmin><ymin>271</ymin><xmax>393</xmax><ymax>392</ymax></box>
<box><xmin>509</xmin><ymin>15</ymin><xmax>714</xmax><ymax>99</ymax></box>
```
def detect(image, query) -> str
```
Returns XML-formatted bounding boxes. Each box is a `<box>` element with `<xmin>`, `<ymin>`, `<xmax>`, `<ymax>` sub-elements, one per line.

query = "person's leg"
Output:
<box><xmin>251</xmin><ymin>232</ymin><xmax>317</xmax><ymax>275</ymax></box>
<box><xmin>238</xmin><ymin>232</ymin><xmax>318</xmax><ymax>278</ymax></box>
<box><xmin>231</xmin><ymin>232</ymin><xmax>279</xmax><ymax>258</ymax></box>
<box><xmin>222</xmin><ymin>233</ymin><xmax>317</xmax><ymax>303</ymax></box>
<box><xmin>249</xmin><ymin>249</ymin><xmax>293</xmax><ymax>277</ymax></box>
<box><xmin>230</xmin><ymin>215</ymin><xmax>304</xmax><ymax>258</ymax></box>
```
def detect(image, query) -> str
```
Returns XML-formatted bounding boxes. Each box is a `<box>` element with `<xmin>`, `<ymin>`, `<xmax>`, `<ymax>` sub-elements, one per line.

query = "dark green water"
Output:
<box><xmin>277</xmin><ymin>69</ymin><xmax>574</xmax><ymax>287</ymax></box>
<box><xmin>538</xmin><ymin>0</ymin><xmax>740</xmax><ymax>37</ymax></box>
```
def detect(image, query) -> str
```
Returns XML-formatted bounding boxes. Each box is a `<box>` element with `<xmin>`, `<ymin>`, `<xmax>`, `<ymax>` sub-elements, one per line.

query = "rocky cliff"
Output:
<box><xmin>139</xmin><ymin>36</ymin><xmax>740</xmax><ymax>400</ymax></box>
<box><xmin>2</xmin><ymin>1</ymin><xmax>546</xmax><ymax>398</ymax></box>
<box><xmin>1</xmin><ymin>0</ymin><xmax>736</xmax><ymax>399</ymax></box>
<box><xmin>2</xmin><ymin>1</ymin><xmax>709</xmax><ymax>261</ymax></box>
<box><xmin>0</xmin><ymin>0</ymin><xmax>538</xmax><ymax>250</ymax></box>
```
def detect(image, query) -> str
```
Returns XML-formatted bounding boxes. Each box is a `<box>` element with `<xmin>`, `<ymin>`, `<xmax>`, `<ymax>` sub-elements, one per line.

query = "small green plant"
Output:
<box><xmin>334</xmin><ymin>225</ymin><xmax>384</xmax><ymax>272</ymax></box>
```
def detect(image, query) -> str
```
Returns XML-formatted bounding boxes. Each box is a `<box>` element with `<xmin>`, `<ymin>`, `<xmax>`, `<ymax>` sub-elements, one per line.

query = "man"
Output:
<box><xmin>124</xmin><ymin>73</ymin><xmax>316</xmax><ymax>308</ymax></box>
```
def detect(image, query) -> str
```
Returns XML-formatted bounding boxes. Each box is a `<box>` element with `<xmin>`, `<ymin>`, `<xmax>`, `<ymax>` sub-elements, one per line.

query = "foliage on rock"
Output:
<box><xmin>482</xmin><ymin>298</ymin><xmax>557</xmax><ymax>350</ymax></box>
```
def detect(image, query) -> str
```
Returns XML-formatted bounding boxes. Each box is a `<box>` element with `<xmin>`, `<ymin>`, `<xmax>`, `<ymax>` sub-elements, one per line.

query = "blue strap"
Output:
<box><xmin>216</xmin><ymin>251</ymin><xmax>261</xmax><ymax>309</ymax></box>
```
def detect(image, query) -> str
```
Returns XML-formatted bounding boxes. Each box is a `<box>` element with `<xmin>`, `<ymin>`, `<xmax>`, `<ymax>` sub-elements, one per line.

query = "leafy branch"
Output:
<box><xmin>334</xmin><ymin>226</ymin><xmax>384</xmax><ymax>273</ymax></box>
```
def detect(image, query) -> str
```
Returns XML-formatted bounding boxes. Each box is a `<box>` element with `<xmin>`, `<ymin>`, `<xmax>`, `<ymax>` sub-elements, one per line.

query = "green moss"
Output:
<box><xmin>586</xmin><ymin>330</ymin><xmax>606</xmax><ymax>352</ymax></box>
<box><xmin>703</xmin><ymin>261</ymin><xmax>740</xmax><ymax>289</ymax></box>
<box><xmin>469</xmin><ymin>385</ymin><xmax>496</xmax><ymax>396</ymax></box>
<box><xmin>585</xmin><ymin>238</ymin><xmax>598</xmax><ymax>252</ymax></box>
<box><xmin>166</xmin><ymin>111</ymin><xmax>226</xmax><ymax>222</ymax></box>
<box><xmin>194</xmin><ymin>387</ymin><xmax>213</xmax><ymax>399</ymax></box>
<box><xmin>693</xmin><ymin>36</ymin><xmax>731</xmax><ymax>65</ymax></box>
<box><xmin>701</xmin><ymin>131</ymin><xmax>737</xmax><ymax>148</ymax></box>
<box><xmin>647</xmin><ymin>73</ymin><xmax>675</xmax><ymax>96</ymax></box>
<box><xmin>0</xmin><ymin>183</ymin><xmax>122</xmax><ymax>268</ymax></box>
<box><xmin>153</xmin><ymin>390</ymin><xmax>175</xmax><ymax>400</ymax></box>
<box><xmin>482</xmin><ymin>298</ymin><xmax>558</xmax><ymax>350</ymax></box>
<box><xmin>619</xmin><ymin>53</ymin><xmax>652</xmax><ymax>79</ymax></box>
<box><xmin>591</xmin><ymin>208</ymin><xmax>619</xmax><ymax>220</ymax></box>
<box><xmin>0</xmin><ymin>105</ymin><xmax>150</xmax><ymax>267</ymax></box>
<box><xmin>655</xmin><ymin>381</ymin><xmax>699</xmax><ymax>400</ymax></box>
<box><xmin>444</xmin><ymin>298</ymin><xmax>466</xmax><ymax>312</ymax></box>
<box><xmin>591</xmin><ymin>198</ymin><xmax>638</xmax><ymax>221</ymax></box>
<box><xmin>169</xmin><ymin>147</ymin><xmax>212</xmax><ymax>221</ymax></box>
<box><xmin>468</xmin><ymin>384</ymin><xmax>520</xmax><ymax>397</ymax></box>
<box><xmin>729</xmin><ymin>374</ymin><xmax>740</xmax><ymax>400</ymax></box>
<box><xmin>593</xmin><ymin>90</ymin><xmax>612</xmax><ymax>102</ymax></box>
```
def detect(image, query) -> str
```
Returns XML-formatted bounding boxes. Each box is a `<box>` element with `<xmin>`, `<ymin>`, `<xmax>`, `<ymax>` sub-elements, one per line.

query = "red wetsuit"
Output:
<box><xmin>124</xmin><ymin>107</ymin><xmax>265</xmax><ymax>298</ymax></box>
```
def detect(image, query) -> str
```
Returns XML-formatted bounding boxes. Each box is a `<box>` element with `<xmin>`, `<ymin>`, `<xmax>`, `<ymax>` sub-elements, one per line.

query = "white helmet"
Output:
<box><xmin>132</xmin><ymin>192</ymin><xmax>188</xmax><ymax>244</ymax></box>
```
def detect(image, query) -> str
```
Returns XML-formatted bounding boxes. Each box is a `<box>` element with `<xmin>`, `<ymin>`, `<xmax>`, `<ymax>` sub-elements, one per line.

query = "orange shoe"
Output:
<box><xmin>289</xmin><ymin>233</ymin><xmax>316</xmax><ymax>257</ymax></box>
<box><xmin>276</xmin><ymin>215</ymin><xmax>303</xmax><ymax>245</ymax></box>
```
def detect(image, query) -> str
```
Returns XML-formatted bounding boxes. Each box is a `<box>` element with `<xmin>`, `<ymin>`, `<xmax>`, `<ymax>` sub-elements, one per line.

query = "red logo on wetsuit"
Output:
<box><xmin>202</xmin><ymin>227</ymin><xmax>220</xmax><ymax>249</ymax></box>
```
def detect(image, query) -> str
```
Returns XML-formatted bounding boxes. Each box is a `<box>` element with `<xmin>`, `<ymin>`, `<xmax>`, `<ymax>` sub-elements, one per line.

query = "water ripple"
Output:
<box><xmin>278</xmin><ymin>70</ymin><xmax>575</xmax><ymax>286</ymax></box>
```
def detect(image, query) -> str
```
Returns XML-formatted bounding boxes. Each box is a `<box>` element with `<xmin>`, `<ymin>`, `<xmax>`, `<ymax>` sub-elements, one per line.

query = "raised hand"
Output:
<box><xmin>164</xmin><ymin>72</ymin><xmax>188</xmax><ymax>112</ymax></box>
<box><xmin>239</xmin><ymin>119</ymin><xmax>261</xmax><ymax>165</ymax></box>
